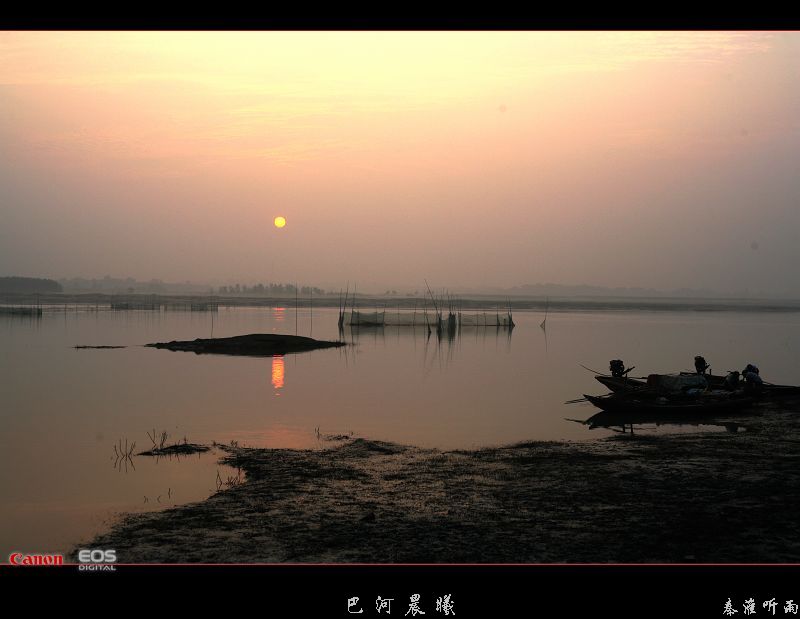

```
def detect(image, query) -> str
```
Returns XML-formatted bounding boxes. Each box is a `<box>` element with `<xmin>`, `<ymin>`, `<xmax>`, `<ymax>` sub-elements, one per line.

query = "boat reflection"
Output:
<box><xmin>580</xmin><ymin>409</ymin><xmax>754</xmax><ymax>434</ymax></box>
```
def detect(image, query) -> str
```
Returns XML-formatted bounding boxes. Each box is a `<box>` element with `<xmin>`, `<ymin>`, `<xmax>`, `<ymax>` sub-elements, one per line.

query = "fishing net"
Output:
<box><xmin>459</xmin><ymin>312</ymin><xmax>514</xmax><ymax>327</ymax></box>
<box><xmin>343</xmin><ymin>310</ymin><xmax>513</xmax><ymax>328</ymax></box>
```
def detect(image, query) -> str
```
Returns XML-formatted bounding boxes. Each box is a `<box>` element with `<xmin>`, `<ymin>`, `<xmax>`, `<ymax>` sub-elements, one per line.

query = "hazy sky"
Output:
<box><xmin>1</xmin><ymin>31</ymin><xmax>799</xmax><ymax>294</ymax></box>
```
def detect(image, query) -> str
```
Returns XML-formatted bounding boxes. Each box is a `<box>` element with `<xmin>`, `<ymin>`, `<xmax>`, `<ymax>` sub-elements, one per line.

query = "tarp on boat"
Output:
<box><xmin>647</xmin><ymin>373</ymin><xmax>708</xmax><ymax>393</ymax></box>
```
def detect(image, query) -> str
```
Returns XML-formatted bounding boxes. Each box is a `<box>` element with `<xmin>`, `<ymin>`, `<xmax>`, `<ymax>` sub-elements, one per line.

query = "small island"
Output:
<box><xmin>146</xmin><ymin>333</ymin><xmax>345</xmax><ymax>357</ymax></box>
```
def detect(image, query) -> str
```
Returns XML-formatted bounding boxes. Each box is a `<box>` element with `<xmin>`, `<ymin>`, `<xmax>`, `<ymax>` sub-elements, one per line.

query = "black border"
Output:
<box><xmin>4</xmin><ymin>17</ymin><xmax>800</xmax><ymax>616</ymax></box>
<box><xmin>5</xmin><ymin>564</ymin><xmax>800</xmax><ymax>615</ymax></box>
<box><xmin>3</xmin><ymin>9</ymin><xmax>800</xmax><ymax>30</ymax></box>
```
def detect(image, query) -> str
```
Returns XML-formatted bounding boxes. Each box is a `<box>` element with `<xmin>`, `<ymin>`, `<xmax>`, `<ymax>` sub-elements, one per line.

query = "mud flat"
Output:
<box><xmin>75</xmin><ymin>406</ymin><xmax>800</xmax><ymax>563</ymax></box>
<box><xmin>138</xmin><ymin>443</ymin><xmax>210</xmax><ymax>457</ymax></box>
<box><xmin>74</xmin><ymin>345</ymin><xmax>127</xmax><ymax>349</ymax></box>
<box><xmin>146</xmin><ymin>333</ymin><xmax>345</xmax><ymax>357</ymax></box>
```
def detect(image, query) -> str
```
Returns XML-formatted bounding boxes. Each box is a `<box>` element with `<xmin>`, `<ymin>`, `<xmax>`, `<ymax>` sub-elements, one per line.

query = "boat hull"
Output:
<box><xmin>595</xmin><ymin>375</ymin><xmax>647</xmax><ymax>392</ymax></box>
<box><xmin>595</xmin><ymin>374</ymin><xmax>800</xmax><ymax>400</ymax></box>
<box><xmin>584</xmin><ymin>393</ymin><xmax>755</xmax><ymax>415</ymax></box>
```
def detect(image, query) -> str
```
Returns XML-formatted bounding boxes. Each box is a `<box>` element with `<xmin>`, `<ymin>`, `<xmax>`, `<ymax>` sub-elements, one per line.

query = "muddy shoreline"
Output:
<box><xmin>74</xmin><ymin>404</ymin><xmax>800</xmax><ymax>563</ymax></box>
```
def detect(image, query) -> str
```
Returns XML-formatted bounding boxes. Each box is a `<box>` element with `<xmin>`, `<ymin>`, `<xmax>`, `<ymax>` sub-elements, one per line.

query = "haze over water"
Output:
<box><xmin>2</xmin><ymin>32</ymin><xmax>800</xmax><ymax>296</ymax></box>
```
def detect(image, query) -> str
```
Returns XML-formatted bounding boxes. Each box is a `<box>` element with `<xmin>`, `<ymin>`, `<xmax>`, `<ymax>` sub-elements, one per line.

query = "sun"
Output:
<box><xmin>274</xmin><ymin>216</ymin><xmax>286</xmax><ymax>229</ymax></box>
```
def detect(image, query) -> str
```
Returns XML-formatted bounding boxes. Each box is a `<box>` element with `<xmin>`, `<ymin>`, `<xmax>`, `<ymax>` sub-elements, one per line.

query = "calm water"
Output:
<box><xmin>2</xmin><ymin>305</ymin><xmax>800</xmax><ymax>557</ymax></box>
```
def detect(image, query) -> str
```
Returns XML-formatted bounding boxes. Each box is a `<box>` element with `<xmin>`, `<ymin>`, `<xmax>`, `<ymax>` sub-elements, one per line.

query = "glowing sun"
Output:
<box><xmin>274</xmin><ymin>216</ymin><xmax>286</xmax><ymax>229</ymax></box>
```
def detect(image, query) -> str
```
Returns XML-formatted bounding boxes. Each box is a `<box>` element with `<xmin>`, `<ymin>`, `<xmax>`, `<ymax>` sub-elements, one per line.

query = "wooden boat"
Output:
<box><xmin>595</xmin><ymin>373</ymin><xmax>800</xmax><ymax>399</ymax></box>
<box><xmin>584</xmin><ymin>392</ymin><xmax>756</xmax><ymax>415</ymax></box>
<box><xmin>594</xmin><ymin>375</ymin><xmax>647</xmax><ymax>392</ymax></box>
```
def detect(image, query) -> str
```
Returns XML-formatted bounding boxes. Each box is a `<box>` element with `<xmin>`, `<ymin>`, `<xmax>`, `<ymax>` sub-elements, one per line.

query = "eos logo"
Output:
<box><xmin>77</xmin><ymin>549</ymin><xmax>117</xmax><ymax>571</ymax></box>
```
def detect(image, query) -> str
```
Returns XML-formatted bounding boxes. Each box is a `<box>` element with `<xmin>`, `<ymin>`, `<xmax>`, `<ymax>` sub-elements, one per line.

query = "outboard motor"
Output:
<box><xmin>609</xmin><ymin>359</ymin><xmax>626</xmax><ymax>378</ymax></box>
<box><xmin>694</xmin><ymin>355</ymin><xmax>710</xmax><ymax>375</ymax></box>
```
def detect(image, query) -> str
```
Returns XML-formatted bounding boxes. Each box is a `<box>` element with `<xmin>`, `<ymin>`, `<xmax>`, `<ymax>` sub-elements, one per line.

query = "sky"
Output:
<box><xmin>1</xmin><ymin>31</ymin><xmax>799</xmax><ymax>295</ymax></box>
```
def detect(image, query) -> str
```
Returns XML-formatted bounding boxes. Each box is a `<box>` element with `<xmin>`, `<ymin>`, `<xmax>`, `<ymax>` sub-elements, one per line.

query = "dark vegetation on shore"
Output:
<box><xmin>78</xmin><ymin>403</ymin><xmax>800</xmax><ymax>563</ymax></box>
<box><xmin>138</xmin><ymin>443</ymin><xmax>209</xmax><ymax>457</ymax></box>
<box><xmin>146</xmin><ymin>334</ymin><xmax>344</xmax><ymax>356</ymax></box>
<box><xmin>74</xmin><ymin>345</ymin><xmax>127</xmax><ymax>349</ymax></box>
<box><xmin>136</xmin><ymin>430</ymin><xmax>210</xmax><ymax>457</ymax></box>
<box><xmin>0</xmin><ymin>276</ymin><xmax>62</xmax><ymax>293</ymax></box>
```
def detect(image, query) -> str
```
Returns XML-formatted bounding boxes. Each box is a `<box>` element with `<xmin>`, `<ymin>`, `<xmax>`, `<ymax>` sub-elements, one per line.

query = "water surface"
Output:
<box><xmin>2</xmin><ymin>305</ymin><xmax>799</xmax><ymax>557</ymax></box>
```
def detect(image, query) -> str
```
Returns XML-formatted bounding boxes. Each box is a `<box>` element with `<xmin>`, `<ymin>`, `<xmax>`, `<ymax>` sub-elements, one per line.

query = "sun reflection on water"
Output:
<box><xmin>271</xmin><ymin>354</ymin><xmax>285</xmax><ymax>394</ymax></box>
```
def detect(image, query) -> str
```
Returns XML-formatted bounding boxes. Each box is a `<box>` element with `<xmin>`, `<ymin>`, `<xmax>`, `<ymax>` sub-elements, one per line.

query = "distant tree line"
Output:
<box><xmin>59</xmin><ymin>276</ymin><xmax>213</xmax><ymax>294</ymax></box>
<box><xmin>217</xmin><ymin>283</ymin><xmax>326</xmax><ymax>296</ymax></box>
<box><xmin>0</xmin><ymin>277</ymin><xmax>63</xmax><ymax>293</ymax></box>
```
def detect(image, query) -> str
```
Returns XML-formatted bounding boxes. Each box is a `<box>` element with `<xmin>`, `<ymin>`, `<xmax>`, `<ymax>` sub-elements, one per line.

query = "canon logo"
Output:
<box><xmin>9</xmin><ymin>552</ymin><xmax>64</xmax><ymax>566</ymax></box>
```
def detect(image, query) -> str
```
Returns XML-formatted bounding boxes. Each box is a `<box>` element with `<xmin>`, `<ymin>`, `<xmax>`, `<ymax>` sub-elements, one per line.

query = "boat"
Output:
<box><xmin>595</xmin><ymin>373</ymin><xmax>800</xmax><ymax>399</ymax></box>
<box><xmin>583</xmin><ymin>392</ymin><xmax>756</xmax><ymax>415</ymax></box>
<box><xmin>594</xmin><ymin>375</ymin><xmax>648</xmax><ymax>393</ymax></box>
